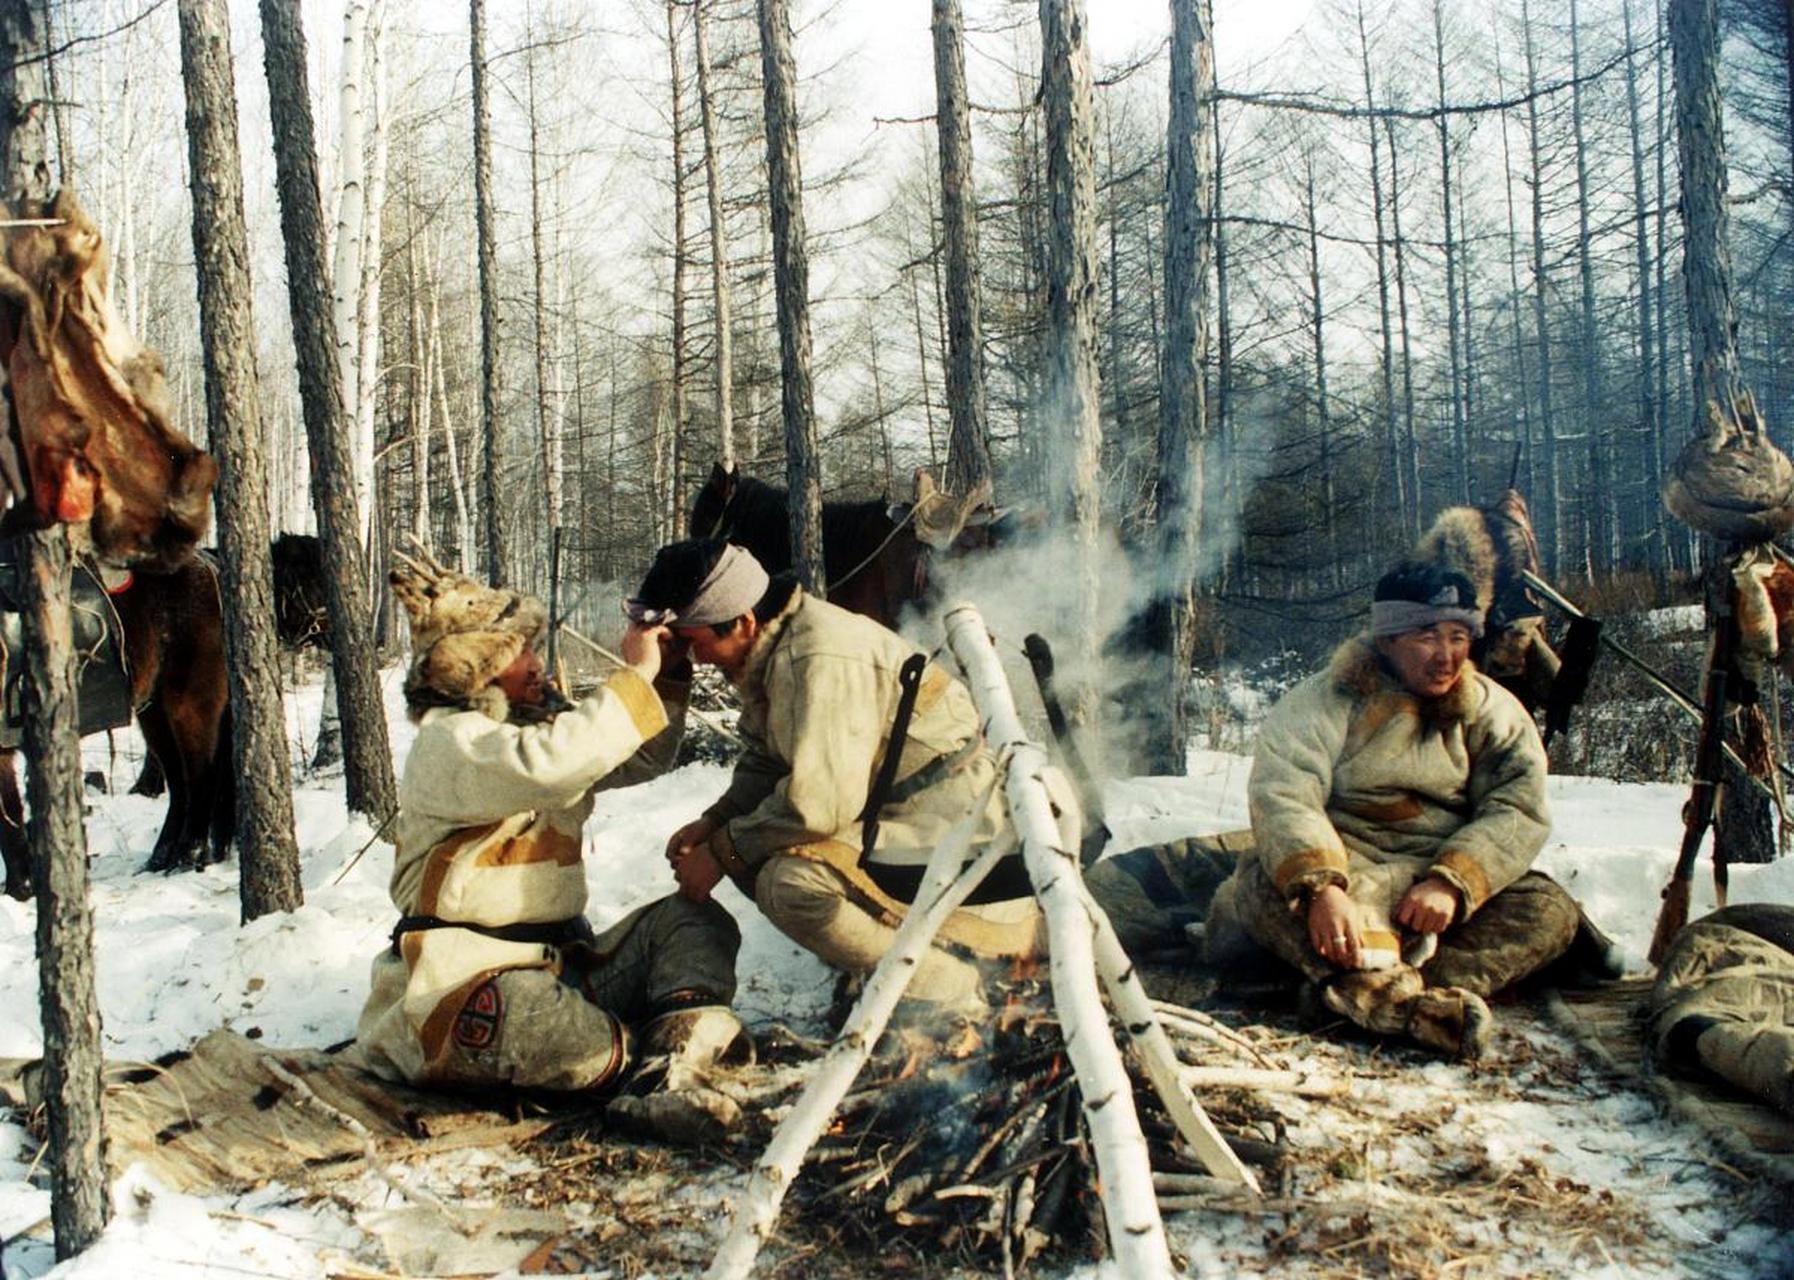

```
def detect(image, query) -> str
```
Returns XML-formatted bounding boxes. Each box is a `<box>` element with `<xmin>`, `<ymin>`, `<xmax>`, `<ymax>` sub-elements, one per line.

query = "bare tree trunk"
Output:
<box><xmin>1302</xmin><ymin>144</ymin><xmax>1337</xmax><ymax>585</ymax></box>
<box><xmin>1672</xmin><ymin>0</ymin><xmax>1747</xmax><ymax>424</ymax></box>
<box><xmin>1038</xmin><ymin>0</ymin><xmax>1104</xmax><ymax>703</ymax></box>
<box><xmin>1624</xmin><ymin>0</ymin><xmax>1664</xmax><ymax>582</ymax></box>
<box><xmin>259</xmin><ymin>0</ymin><xmax>398</xmax><ymax>823</ymax></box>
<box><xmin>1572</xmin><ymin>0</ymin><xmax>1612</xmax><ymax>576</ymax></box>
<box><xmin>1523</xmin><ymin>0</ymin><xmax>1561</xmax><ymax>574</ymax></box>
<box><xmin>470</xmin><ymin>0</ymin><xmax>509</xmax><ymax>585</ymax></box>
<box><xmin>1358</xmin><ymin>0</ymin><xmax>1408</xmax><ymax>544</ymax></box>
<box><xmin>1385</xmin><ymin>114</ymin><xmax>1422</xmax><ymax>541</ymax></box>
<box><xmin>331</xmin><ymin>0</ymin><xmax>368</xmax><ymax>540</ymax></box>
<box><xmin>407</xmin><ymin>179</ymin><xmax>432</xmax><ymax>547</ymax></box>
<box><xmin>526</xmin><ymin>10</ymin><xmax>561</xmax><ymax>561</ymax></box>
<box><xmin>1495</xmin><ymin>21</ymin><xmax>1535</xmax><ymax>506</ymax></box>
<box><xmin>1432</xmin><ymin>0</ymin><xmax>1469</xmax><ymax>506</ymax></box>
<box><xmin>932</xmin><ymin>0</ymin><xmax>992</xmax><ymax>497</ymax></box>
<box><xmin>1142</xmin><ymin>0</ymin><xmax>1213</xmax><ymax>774</ymax></box>
<box><xmin>178</xmin><ymin>0</ymin><xmax>303</xmax><ymax>922</ymax></box>
<box><xmin>666</xmin><ymin>0</ymin><xmax>691</xmax><ymax>542</ymax></box>
<box><xmin>904</xmin><ymin>211</ymin><xmax>942</xmax><ymax>471</ymax></box>
<box><xmin>1212</xmin><ymin>94</ymin><xmax>1240</xmax><ymax>588</ymax></box>
<box><xmin>757</xmin><ymin>0</ymin><xmax>824</xmax><ymax>590</ymax></box>
<box><xmin>354</xmin><ymin>0</ymin><xmax>389</xmax><ymax>560</ymax></box>
<box><xmin>693</xmin><ymin>0</ymin><xmax>735</xmax><ymax>471</ymax></box>
<box><xmin>0</xmin><ymin>0</ymin><xmax>106</xmax><ymax>1254</ymax></box>
<box><xmin>1659</xmin><ymin>0</ymin><xmax>1693</xmax><ymax>574</ymax></box>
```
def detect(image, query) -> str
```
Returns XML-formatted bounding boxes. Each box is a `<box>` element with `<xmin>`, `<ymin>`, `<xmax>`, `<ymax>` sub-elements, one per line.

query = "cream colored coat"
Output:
<box><xmin>705</xmin><ymin>589</ymin><xmax>1008</xmax><ymax>872</ymax></box>
<box><xmin>357</xmin><ymin>669</ymin><xmax>669</xmax><ymax>1083</ymax></box>
<box><xmin>703</xmin><ymin>590</ymin><xmax>1054</xmax><ymax>958</ymax></box>
<box><xmin>1248</xmin><ymin>636</ymin><xmax>1550</xmax><ymax>955</ymax></box>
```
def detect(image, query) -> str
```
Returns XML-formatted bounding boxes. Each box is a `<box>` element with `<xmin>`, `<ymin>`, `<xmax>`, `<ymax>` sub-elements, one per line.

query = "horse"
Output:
<box><xmin>0</xmin><ymin>535</ymin><xmax>333</xmax><ymax>900</ymax></box>
<box><xmin>688</xmin><ymin>462</ymin><xmax>996</xmax><ymax>628</ymax></box>
<box><xmin>0</xmin><ymin>555</ymin><xmax>230</xmax><ymax>898</ymax></box>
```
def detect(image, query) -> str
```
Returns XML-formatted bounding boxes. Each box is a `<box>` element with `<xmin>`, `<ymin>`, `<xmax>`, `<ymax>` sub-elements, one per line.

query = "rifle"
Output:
<box><xmin>1647</xmin><ymin>575</ymin><xmax>1737</xmax><ymax>965</ymax></box>
<box><xmin>1521</xmin><ymin>568</ymin><xmax>1789</xmax><ymax>796</ymax></box>
<box><xmin>1022</xmin><ymin>633</ymin><xmax>1110</xmax><ymax>867</ymax></box>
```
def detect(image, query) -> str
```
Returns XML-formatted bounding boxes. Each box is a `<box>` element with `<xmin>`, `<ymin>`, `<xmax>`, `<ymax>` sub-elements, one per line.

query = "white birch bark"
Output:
<box><xmin>706</xmin><ymin>794</ymin><xmax>1012</xmax><ymax>1280</ymax></box>
<box><xmin>693</xmin><ymin>0</ymin><xmax>735</xmax><ymax>470</ymax></box>
<box><xmin>943</xmin><ymin>604</ymin><xmax>1176</xmax><ymax>1277</ymax></box>
<box><xmin>332</xmin><ymin>0</ymin><xmax>368</xmax><ymax>531</ymax></box>
<box><xmin>353</xmin><ymin>0</ymin><xmax>389</xmax><ymax>553</ymax></box>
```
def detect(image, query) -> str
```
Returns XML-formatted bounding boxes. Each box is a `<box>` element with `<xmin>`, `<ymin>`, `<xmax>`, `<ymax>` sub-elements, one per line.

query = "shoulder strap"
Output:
<box><xmin>858</xmin><ymin>652</ymin><xmax>927</xmax><ymax>860</ymax></box>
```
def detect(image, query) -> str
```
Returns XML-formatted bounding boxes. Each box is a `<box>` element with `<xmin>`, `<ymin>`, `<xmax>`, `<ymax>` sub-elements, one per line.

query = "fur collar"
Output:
<box><xmin>1327</xmin><ymin>634</ymin><xmax>1480</xmax><ymax>727</ymax></box>
<box><xmin>736</xmin><ymin>586</ymin><xmax>806</xmax><ymax>697</ymax></box>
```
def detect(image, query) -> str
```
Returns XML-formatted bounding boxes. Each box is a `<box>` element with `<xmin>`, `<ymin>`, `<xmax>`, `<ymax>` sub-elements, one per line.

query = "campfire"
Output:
<box><xmin>787</xmin><ymin>978</ymin><xmax>1296</xmax><ymax>1274</ymax></box>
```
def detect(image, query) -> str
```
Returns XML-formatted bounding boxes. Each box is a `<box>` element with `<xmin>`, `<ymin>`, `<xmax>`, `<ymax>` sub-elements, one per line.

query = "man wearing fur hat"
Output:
<box><xmin>354</xmin><ymin>549</ymin><xmax>748</xmax><ymax>1142</ymax></box>
<box><xmin>629</xmin><ymin>538</ymin><xmax>1079</xmax><ymax>1022</ymax></box>
<box><xmin>1209</xmin><ymin>560</ymin><xmax>1581</xmax><ymax>1057</ymax></box>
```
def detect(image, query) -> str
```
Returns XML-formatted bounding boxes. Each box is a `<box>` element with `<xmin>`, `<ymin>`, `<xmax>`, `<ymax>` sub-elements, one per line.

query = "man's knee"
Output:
<box><xmin>754</xmin><ymin>853</ymin><xmax>846</xmax><ymax>934</ymax></box>
<box><xmin>645</xmin><ymin>892</ymin><xmax>742</xmax><ymax>953</ymax></box>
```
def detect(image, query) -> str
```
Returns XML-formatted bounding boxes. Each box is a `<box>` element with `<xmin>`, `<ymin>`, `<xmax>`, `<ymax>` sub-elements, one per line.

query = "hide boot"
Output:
<box><xmin>1321</xmin><ymin>965</ymin><xmax>1493</xmax><ymax>1061</ymax></box>
<box><xmin>604</xmin><ymin>1004</ymin><xmax>752</xmax><ymax>1146</ymax></box>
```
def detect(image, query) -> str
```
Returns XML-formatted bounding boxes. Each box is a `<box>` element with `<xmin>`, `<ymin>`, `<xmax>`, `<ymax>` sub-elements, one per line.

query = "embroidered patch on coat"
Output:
<box><xmin>453</xmin><ymin>980</ymin><xmax>504</xmax><ymax>1050</ymax></box>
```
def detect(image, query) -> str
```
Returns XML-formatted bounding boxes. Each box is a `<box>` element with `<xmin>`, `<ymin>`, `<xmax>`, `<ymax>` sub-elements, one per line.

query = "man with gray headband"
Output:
<box><xmin>631</xmin><ymin>538</ymin><xmax>1075</xmax><ymax>1023</ymax></box>
<box><xmin>1093</xmin><ymin>560</ymin><xmax>1583</xmax><ymax>1059</ymax></box>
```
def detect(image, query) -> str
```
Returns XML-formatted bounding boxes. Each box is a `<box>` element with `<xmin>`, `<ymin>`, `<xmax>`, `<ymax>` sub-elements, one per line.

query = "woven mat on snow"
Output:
<box><xmin>1</xmin><ymin>1028</ymin><xmax>557</xmax><ymax>1195</ymax></box>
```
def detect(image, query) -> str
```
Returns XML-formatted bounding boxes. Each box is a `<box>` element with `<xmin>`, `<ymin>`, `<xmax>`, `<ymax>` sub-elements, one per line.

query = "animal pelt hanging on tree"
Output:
<box><xmin>0</xmin><ymin>190</ymin><xmax>216</xmax><ymax>570</ymax></box>
<box><xmin>1663</xmin><ymin>392</ymin><xmax>1794</xmax><ymax>544</ymax></box>
<box><xmin>1410</xmin><ymin>488</ymin><xmax>1560</xmax><ymax>707</ymax></box>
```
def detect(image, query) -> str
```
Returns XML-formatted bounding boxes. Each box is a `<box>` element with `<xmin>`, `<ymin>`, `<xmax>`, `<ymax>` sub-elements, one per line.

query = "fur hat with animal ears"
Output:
<box><xmin>390</xmin><ymin>539</ymin><xmax>547</xmax><ymax>715</ymax></box>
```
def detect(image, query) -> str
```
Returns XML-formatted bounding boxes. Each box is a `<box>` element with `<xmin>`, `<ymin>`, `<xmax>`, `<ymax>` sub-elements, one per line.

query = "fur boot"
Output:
<box><xmin>1321</xmin><ymin>965</ymin><xmax>1494</xmax><ymax>1059</ymax></box>
<box><xmin>604</xmin><ymin>1005</ymin><xmax>750</xmax><ymax>1145</ymax></box>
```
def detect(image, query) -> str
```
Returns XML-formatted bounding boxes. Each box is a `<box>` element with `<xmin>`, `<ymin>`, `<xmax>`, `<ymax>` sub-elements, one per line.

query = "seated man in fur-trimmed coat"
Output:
<box><xmin>353</xmin><ymin>550</ymin><xmax>747</xmax><ymax>1142</ymax></box>
<box><xmin>1095</xmin><ymin>561</ymin><xmax>1582</xmax><ymax>1059</ymax></box>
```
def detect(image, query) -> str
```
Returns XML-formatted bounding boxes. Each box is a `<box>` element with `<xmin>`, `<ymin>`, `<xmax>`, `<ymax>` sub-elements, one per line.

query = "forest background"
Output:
<box><xmin>42</xmin><ymin>0</ymin><xmax>1793</xmax><ymax>651</ymax></box>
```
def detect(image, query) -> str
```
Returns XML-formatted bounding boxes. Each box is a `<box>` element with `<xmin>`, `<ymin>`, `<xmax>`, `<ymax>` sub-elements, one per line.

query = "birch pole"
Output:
<box><xmin>943</xmin><ymin>604</ymin><xmax>1175</xmax><ymax>1277</ymax></box>
<box><xmin>707</xmin><ymin>794</ymin><xmax>1014</xmax><ymax>1280</ymax></box>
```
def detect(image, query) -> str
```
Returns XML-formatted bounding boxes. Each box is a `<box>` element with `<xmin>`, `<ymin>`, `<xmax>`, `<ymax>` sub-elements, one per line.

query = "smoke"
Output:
<box><xmin>905</xmin><ymin>407</ymin><xmax>1282</xmax><ymax>779</ymax></box>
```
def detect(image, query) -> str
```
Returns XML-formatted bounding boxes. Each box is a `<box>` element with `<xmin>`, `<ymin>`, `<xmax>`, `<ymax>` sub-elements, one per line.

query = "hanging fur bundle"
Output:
<box><xmin>1663</xmin><ymin>393</ymin><xmax>1794</xmax><ymax>543</ymax></box>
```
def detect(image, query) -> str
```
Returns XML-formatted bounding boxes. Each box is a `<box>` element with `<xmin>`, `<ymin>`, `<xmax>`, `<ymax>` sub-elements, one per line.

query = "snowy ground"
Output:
<box><xmin>0</xmin><ymin>666</ymin><xmax>1791</xmax><ymax>1278</ymax></box>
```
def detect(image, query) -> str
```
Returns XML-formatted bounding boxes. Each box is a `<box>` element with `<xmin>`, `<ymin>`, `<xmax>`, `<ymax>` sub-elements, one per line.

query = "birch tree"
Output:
<box><xmin>1039</xmin><ymin>0</ymin><xmax>1104</xmax><ymax>696</ymax></box>
<box><xmin>176</xmin><ymin>0</ymin><xmax>303</xmax><ymax>922</ymax></box>
<box><xmin>471</xmin><ymin>0</ymin><xmax>509</xmax><ymax>585</ymax></box>
<box><xmin>694</xmin><ymin>0</ymin><xmax>735</xmax><ymax>470</ymax></box>
<box><xmin>758</xmin><ymin>0</ymin><xmax>824</xmax><ymax>591</ymax></box>
<box><xmin>0</xmin><ymin>0</ymin><xmax>107</xmax><ymax>1254</ymax></box>
<box><xmin>259</xmin><ymin>0</ymin><xmax>398</xmax><ymax>824</ymax></box>
<box><xmin>1141</xmin><ymin>0</ymin><xmax>1214</xmax><ymax>773</ymax></box>
<box><xmin>932</xmin><ymin>0</ymin><xmax>993</xmax><ymax>498</ymax></box>
<box><xmin>331</xmin><ymin>0</ymin><xmax>369</xmax><ymax>538</ymax></box>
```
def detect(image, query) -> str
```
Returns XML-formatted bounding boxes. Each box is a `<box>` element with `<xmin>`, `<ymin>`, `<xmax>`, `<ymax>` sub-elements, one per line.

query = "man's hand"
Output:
<box><xmin>1307</xmin><ymin>884</ymin><xmax>1363</xmax><ymax>969</ymax></box>
<box><xmin>621</xmin><ymin>621</ymin><xmax>667</xmax><ymax>683</ymax></box>
<box><xmin>672</xmin><ymin>840</ymin><xmax>726</xmax><ymax>903</ymax></box>
<box><xmin>665</xmin><ymin>815</ymin><xmax>719</xmax><ymax>864</ymax></box>
<box><xmin>1394</xmin><ymin>876</ymin><xmax>1461</xmax><ymax>935</ymax></box>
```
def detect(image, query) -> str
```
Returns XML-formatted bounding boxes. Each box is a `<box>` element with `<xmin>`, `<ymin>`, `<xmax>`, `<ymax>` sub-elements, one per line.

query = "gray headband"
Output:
<box><xmin>677</xmin><ymin>544</ymin><xmax>771</xmax><ymax>627</ymax></box>
<box><xmin>1370</xmin><ymin>599</ymin><xmax>1484</xmax><ymax>639</ymax></box>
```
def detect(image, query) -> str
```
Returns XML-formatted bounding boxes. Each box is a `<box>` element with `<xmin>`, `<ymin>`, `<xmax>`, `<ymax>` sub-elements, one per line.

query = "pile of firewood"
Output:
<box><xmin>788</xmin><ymin>981</ymin><xmax>1306</xmax><ymax>1273</ymax></box>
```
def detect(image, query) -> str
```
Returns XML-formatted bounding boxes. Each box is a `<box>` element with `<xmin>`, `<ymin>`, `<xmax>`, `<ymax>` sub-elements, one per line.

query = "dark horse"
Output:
<box><xmin>689</xmin><ymin>462</ymin><xmax>997</xmax><ymax>628</ymax></box>
<box><xmin>0</xmin><ymin>555</ymin><xmax>230</xmax><ymax>898</ymax></box>
<box><xmin>0</xmin><ymin>534</ymin><xmax>329</xmax><ymax>900</ymax></box>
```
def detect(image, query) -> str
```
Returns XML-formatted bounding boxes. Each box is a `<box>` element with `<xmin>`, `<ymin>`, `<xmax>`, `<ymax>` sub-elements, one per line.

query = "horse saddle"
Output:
<box><xmin>0</xmin><ymin>539</ymin><xmax>133</xmax><ymax>749</ymax></box>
